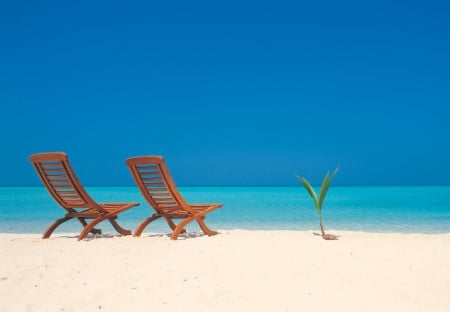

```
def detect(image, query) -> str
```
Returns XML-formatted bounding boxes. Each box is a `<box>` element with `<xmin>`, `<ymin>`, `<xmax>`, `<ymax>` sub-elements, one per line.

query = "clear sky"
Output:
<box><xmin>1</xmin><ymin>0</ymin><xmax>450</xmax><ymax>186</ymax></box>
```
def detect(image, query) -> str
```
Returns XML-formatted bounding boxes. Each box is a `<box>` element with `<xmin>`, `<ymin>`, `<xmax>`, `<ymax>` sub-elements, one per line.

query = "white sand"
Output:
<box><xmin>1</xmin><ymin>230</ymin><xmax>449</xmax><ymax>312</ymax></box>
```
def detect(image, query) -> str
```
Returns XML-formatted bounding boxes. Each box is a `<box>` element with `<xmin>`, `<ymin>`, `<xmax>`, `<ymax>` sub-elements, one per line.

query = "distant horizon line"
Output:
<box><xmin>3</xmin><ymin>184</ymin><xmax>450</xmax><ymax>188</ymax></box>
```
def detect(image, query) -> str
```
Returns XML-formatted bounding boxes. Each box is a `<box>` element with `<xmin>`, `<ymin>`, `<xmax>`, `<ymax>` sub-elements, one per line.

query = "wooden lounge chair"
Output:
<box><xmin>29</xmin><ymin>152</ymin><xmax>139</xmax><ymax>240</ymax></box>
<box><xmin>126</xmin><ymin>156</ymin><xmax>222</xmax><ymax>239</ymax></box>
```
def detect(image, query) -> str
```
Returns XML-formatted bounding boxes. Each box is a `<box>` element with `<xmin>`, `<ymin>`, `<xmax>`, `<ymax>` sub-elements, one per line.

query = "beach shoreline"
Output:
<box><xmin>1</xmin><ymin>230</ymin><xmax>449</xmax><ymax>311</ymax></box>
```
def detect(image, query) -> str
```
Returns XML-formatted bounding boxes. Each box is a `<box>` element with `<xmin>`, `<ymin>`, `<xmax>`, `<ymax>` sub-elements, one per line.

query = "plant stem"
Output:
<box><xmin>319</xmin><ymin>215</ymin><xmax>326</xmax><ymax>236</ymax></box>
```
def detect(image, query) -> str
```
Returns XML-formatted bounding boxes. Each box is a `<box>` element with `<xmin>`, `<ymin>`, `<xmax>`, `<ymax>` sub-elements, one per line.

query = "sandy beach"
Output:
<box><xmin>1</xmin><ymin>230</ymin><xmax>449</xmax><ymax>312</ymax></box>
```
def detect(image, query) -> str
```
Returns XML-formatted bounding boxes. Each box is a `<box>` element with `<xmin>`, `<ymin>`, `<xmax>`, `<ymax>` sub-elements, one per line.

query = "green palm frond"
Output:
<box><xmin>330</xmin><ymin>166</ymin><xmax>339</xmax><ymax>180</ymax></box>
<box><xmin>295</xmin><ymin>175</ymin><xmax>319</xmax><ymax>210</ymax></box>
<box><xmin>318</xmin><ymin>167</ymin><xmax>339</xmax><ymax>210</ymax></box>
<box><xmin>296</xmin><ymin>167</ymin><xmax>339</xmax><ymax>214</ymax></box>
<box><xmin>318</xmin><ymin>171</ymin><xmax>330</xmax><ymax>210</ymax></box>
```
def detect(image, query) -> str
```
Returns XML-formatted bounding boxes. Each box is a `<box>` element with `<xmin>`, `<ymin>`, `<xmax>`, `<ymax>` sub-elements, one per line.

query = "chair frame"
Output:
<box><xmin>29</xmin><ymin>152</ymin><xmax>139</xmax><ymax>240</ymax></box>
<box><xmin>126</xmin><ymin>156</ymin><xmax>222</xmax><ymax>239</ymax></box>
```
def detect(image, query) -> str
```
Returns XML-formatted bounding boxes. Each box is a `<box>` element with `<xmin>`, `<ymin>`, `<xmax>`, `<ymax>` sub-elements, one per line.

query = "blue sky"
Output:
<box><xmin>1</xmin><ymin>0</ymin><xmax>450</xmax><ymax>186</ymax></box>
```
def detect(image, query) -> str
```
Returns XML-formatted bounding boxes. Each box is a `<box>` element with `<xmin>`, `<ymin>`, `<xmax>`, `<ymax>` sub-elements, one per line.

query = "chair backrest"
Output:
<box><xmin>126</xmin><ymin>156</ymin><xmax>192</xmax><ymax>214</ymax></box>
<box><xmin>29</xmin><ymin>152</ymin><xmax>97</xmax><ymax>210</ymax></box>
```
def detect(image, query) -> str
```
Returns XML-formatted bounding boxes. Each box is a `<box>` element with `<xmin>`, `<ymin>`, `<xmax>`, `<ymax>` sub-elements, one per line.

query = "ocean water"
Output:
<box><xmin>1</xmin><ymin>186</ymin><xmax>449</xmax><ymax>234</ymax></box>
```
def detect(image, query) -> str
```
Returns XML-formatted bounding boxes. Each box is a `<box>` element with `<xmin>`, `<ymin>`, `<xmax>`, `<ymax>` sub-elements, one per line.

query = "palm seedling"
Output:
<box><xmin>296</xmin><ymin>167</ymin><xmax>339</xmax><ymax>240</ymax></box>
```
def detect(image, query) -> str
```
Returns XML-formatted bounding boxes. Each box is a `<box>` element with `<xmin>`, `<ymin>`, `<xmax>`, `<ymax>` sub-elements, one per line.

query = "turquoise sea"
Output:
<box><xmin>1</xmin><ymin>186</ymin><xmax>450</xmax><ymax>234</ymax></box>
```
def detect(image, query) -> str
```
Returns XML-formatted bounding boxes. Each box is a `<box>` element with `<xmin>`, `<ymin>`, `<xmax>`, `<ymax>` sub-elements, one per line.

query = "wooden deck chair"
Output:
<box><xmin>126</xmin><ymin>156</ymin><xmax>222</xmax><ymax>240</ymax></box>
<box><xmin>29</xmin><ymin>152</ymin><xmax>139</xmax><ymax>240</ymax></box>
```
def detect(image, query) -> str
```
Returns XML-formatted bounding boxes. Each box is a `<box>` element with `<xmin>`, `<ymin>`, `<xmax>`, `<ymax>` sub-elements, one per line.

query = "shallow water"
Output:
<box><xmin>1</xmin><ymin>186</ymin><xmax>449</xmax><ymax>234</ymax></box>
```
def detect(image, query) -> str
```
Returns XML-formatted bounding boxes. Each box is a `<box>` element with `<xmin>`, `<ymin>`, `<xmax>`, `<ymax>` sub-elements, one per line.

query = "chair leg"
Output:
<box><xmin>170</xmin><ymin>217</ymin><xmax>197</xmax><ymax>240</ymax></box>
<box><xmin>77</xmin><ymin>217</ymin><xmax>102</xmax><ymax>234</ymax></box>
<box><xmin>164</xmin><ymin>217</ymin><xmax>178</xmax><ymax>230</ymax></box>
<box><xmin>108</xmin><ymin>218</ymin><xmax>132</xmax><ymax>236</ymax></box>
<box><xmin>164</xmin><ymin>217</ymin><xmax>187</xmax><ymax>234</ymax></box>
<box><xmin>196</xmin><ymin>218</ymin><xmax>218</xmax><ymax>236</ymax></box>
<box><xmin>77</xmin><ymin>218</ymin><xmax>105</xmax><ymax>241</ymax></box>
<box><xmin>43</xmin><ymin>217</ymin><xmax>72</xmax><ymax>239</ymax></box>
<box><xmin>171</xmin><ymin>215</ymin><xmax>218</xmax><ymax>240</ymax></box>
<box><xmin>134</xmin><ymin>214</ymin><xmax>161</xmax><ymax>236</ymax></box>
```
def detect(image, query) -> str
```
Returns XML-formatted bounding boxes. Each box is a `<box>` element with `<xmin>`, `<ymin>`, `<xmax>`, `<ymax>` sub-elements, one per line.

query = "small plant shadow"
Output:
<box><xmin>312</xmin><ymin>232</ymin><xmax>340</xmax><ymax>240</ymax></box>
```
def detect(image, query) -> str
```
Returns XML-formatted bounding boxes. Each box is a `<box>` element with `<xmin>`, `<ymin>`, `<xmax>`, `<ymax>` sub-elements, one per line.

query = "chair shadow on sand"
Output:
<box><xmin>139</xmin><ymin>231</ymin><xmax>220</xmax><ymax>240</ymax></box>
<box><xmin>50</xmin><ymin>231</ymin><xmax>219</xmax><ymax>241</ymax></box>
